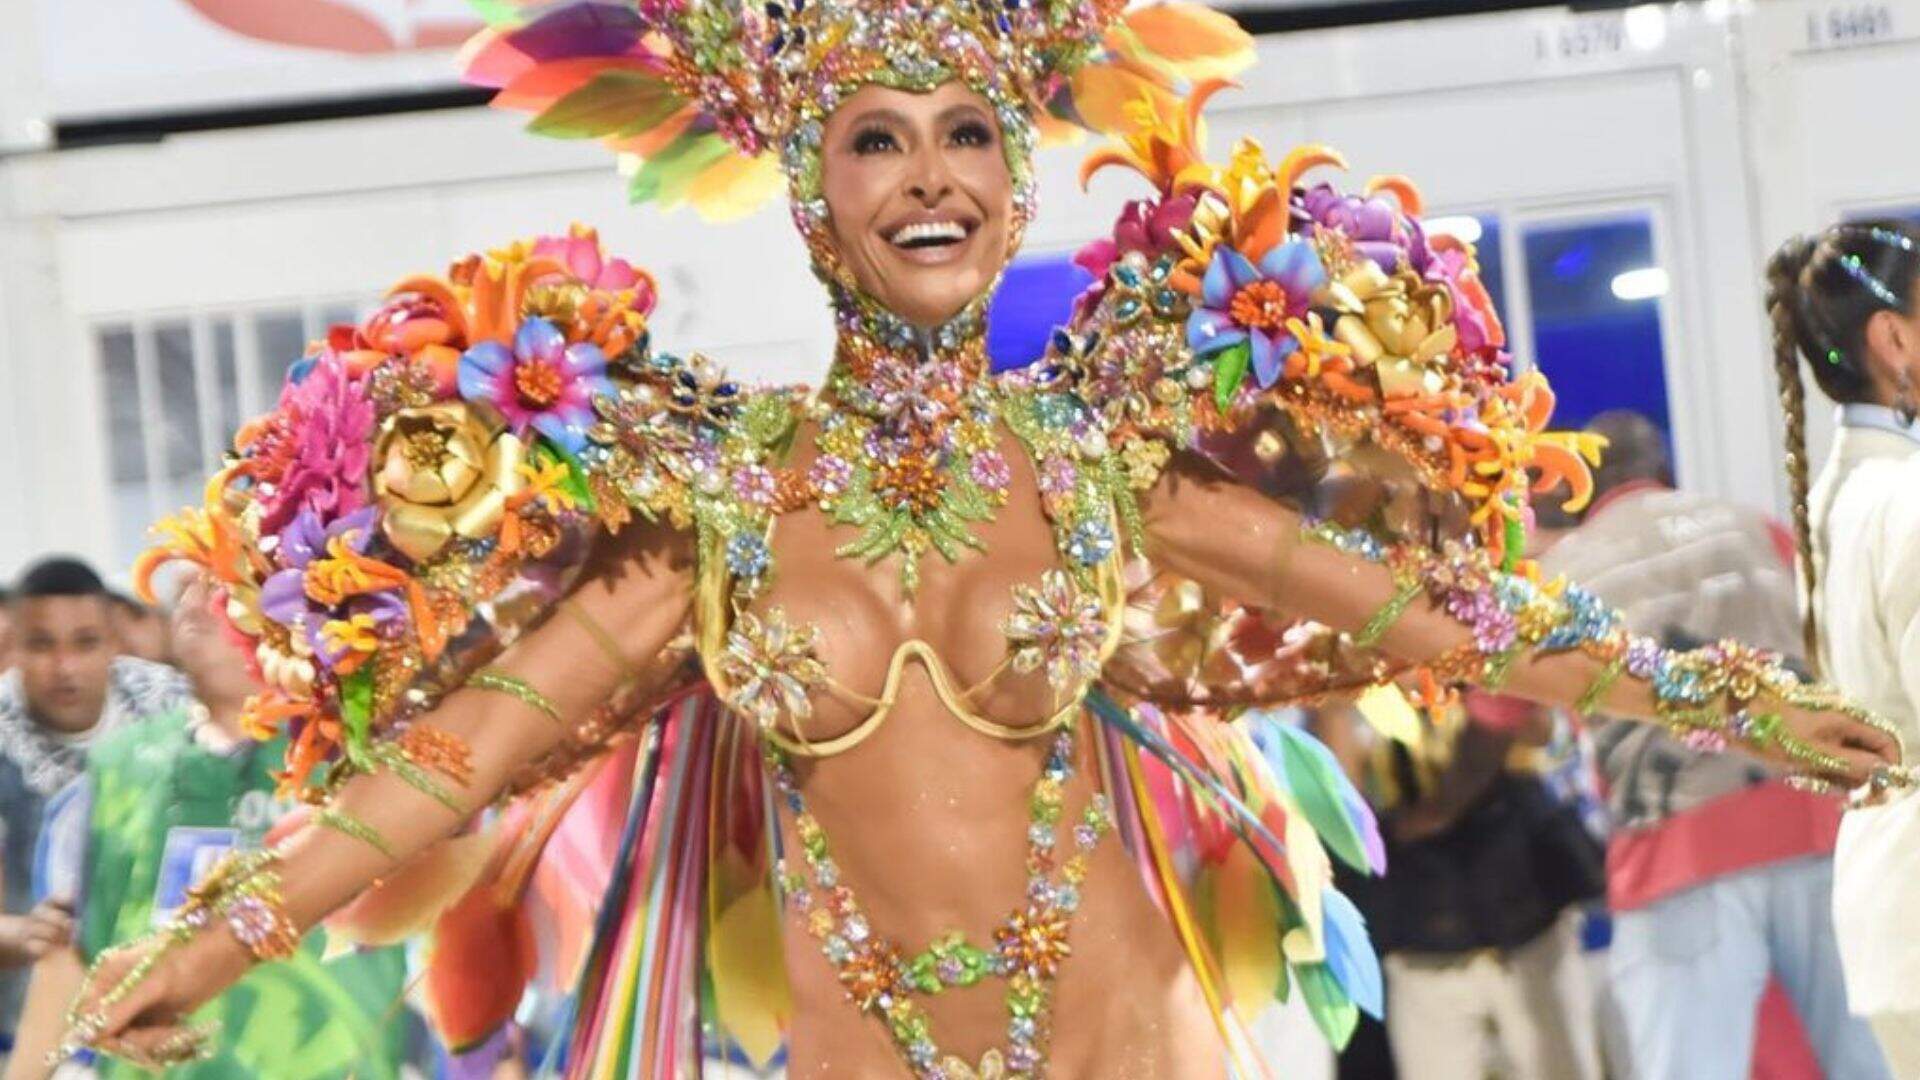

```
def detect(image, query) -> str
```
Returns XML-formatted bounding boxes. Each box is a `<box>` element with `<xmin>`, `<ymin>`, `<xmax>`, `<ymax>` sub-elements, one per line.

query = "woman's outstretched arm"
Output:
<box><xmin>1140</xmin><ymin>453</ymin><xmax>1901</xmax><ymax>786</ymax></box>
<box><xmin>67</xmin><ymin>523</ymin><xmax>695</xmax><ymax>1066</ymax></box>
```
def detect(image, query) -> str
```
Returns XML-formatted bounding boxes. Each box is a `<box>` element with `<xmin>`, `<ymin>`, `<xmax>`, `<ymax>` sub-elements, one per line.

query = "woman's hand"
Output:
<box><xmin>58</xmin><ymin>928</ymin><xmax>252</xmax><ymax>1070</ymax></box>
<box><xmin>1763</xmin><ymin>700</ymin><xmax>1906</xmax><ymax>791</ymax></box>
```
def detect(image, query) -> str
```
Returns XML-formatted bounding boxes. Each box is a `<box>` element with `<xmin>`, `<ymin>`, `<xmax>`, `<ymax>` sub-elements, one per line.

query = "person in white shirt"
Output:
<box><xmin>1765</xmin><ymin>220</ymin><xmax>1920</xmax><ymax>1072</ymax></box>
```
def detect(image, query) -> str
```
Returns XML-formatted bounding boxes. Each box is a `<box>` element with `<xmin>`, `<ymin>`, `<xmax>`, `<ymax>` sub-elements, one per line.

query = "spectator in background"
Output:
<box><xmin>0</xmin><ymin>589</ymin><xmax>13</xmax><ymax>673</ymax></box>
<box><xmin>1540</xmin><ymin>410</ymin><xmax>1889</xmax><ymax>1080</ymax></box>
<box><xmin>1345</xmin><ymin>689</ymin><xmax>1605</xmax><ymax>1080</ymax></box>
<box><xmin>0</xmin><ymin>558</ymin><xmax>190</xmax><ymax>1050</ymax></box>
<box><xmin>106</xmin><ymin>594</ymin><xmax>170</xmax><ymax>667</ymax></box>
<box><xmin>7</xmin><ymin>573</ymin><xmax>409</xmax><ymax>1079</ymax></box>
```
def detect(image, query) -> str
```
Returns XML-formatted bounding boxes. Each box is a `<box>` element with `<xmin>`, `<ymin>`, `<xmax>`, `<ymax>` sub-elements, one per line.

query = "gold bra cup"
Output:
<box><xmin>697</xmin><ymin>532</ymin><xmax>1128</xmax><ymax>758</ymax></box>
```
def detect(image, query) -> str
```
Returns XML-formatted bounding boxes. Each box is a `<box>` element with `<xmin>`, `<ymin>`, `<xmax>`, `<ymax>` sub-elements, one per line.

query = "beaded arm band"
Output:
<box><xmin>470</xmin><ymin>667</ymin><xmax>562</xmax><ymax>723</ymax></box>
<box><xmin>1309</xmin><ymin>522</ymin><xmax>1905</xmax><ymax>783</ymax></box>
<box><xmin>179</xmin><ymin>849</ymin><xmax>301</xmax><ymax>961</ymax></box>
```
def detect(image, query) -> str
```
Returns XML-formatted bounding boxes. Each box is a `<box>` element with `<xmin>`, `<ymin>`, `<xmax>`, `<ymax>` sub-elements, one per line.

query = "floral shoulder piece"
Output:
<box><xmin>1036</xmin><ymin>83</ymin><xmax>1602</xmax><ymax>569</ymax></box>
<box><xmin>137</xmin><ymin>226</ymin><xmax>792</xmax><ymax>803</ymax></box>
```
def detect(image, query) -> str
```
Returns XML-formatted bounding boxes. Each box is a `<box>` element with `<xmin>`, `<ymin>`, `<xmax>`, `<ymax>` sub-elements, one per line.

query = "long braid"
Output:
<box><xmin>1762</xmin><ymin>221</ymin><xmax>1920</xmax><ymax>676</ymax></box>
<box><xmin>1765</xmin><ymin>239</ymin><xmax>1823</xmax><ymax>672</ymax></box>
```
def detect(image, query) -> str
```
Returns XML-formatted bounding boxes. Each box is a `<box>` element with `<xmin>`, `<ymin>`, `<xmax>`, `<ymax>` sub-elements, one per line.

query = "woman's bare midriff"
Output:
<box><xmin>776</xmin><ymin>684</ymin><xmax>1228</xmax><ymax>1079</ymax></box>
<box><xmin>754</xmin><ymin>423</ymin><xmax>1229</xmax><ymax>1078</ymax></box>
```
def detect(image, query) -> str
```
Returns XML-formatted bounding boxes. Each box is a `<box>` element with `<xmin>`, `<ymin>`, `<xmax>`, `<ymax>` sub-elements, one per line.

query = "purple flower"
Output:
<box><xmin>1445</xmin><ymin>589</ymin><xmax>1517</xmax><ymax>655</ymax></box>
<box><xmin>1626</xmin><ymin>637</ymin><xmax>1665</xmax><ymax>680</ymax></box>
<box><xmin>733</xmin><ymin>465</ymin><xmax>778</xmax><ymax>508</ymax></box>
<box><xmin>260</xmin><ymin>508</ymin><xmax>405</xmax><ymax>667</ymax></box>
<box><xmin>809</xmin><ymin>454</ymin><xmax>852</xmax><ymax>496</ymax></box>
<box><xmin>1185</xmin><ymin>239</ymin><xmax>1327</xmax><ymax>388</ymax></box>
<box><xmin>457</xmin><ymin>317</ymin><xmax>613</xmax><ymax>454</ymax></box>
<box><xmin>1294</xmin><ymin>184</ymin><xmax>1429</xmax><ymax>273</ymax></box>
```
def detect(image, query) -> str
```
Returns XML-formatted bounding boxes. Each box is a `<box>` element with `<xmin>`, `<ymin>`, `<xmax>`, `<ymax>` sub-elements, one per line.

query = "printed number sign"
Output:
<box><xmin>150</xmin><ymin>827</ymin><xmax>240</xmax><ymax>929</ymax></box>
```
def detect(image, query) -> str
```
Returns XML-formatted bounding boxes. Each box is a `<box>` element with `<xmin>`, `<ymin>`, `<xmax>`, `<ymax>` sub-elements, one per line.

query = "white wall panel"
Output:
<box><xmin>1746</xmin><ymin>1</ymin><xmax>1920</xmax><ymax>473</ymax></box>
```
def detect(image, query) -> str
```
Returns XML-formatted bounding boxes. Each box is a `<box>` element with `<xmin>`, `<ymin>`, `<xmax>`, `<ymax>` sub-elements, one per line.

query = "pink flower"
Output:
<box><xmin>258</xmin><ymin>354</ymin><xmax>375</xmax><ymax>535</ymax></box>
<box><xmin>1074</xmin><ymin>193</ymin><xmax>1200</xmax><ymax>281</ymax></box>
<box><xmin>1427</xmin><ymin>242</ymin><xmax>1506</xmax><ymax>355</ymax></box>
<box><xmin>971</xmin><ymin>450</ymin><xmax>1012</xmax><ymax>494</ymax></box>
<box><xmin>1039</xmin><ymin>457</ymin><xmax>1077</xmax><ymax>497</ymax></box>
<box><xmin>533</xmin><ymin>226</ymin><xmax>656</xmax><ymax>313</ymax></box>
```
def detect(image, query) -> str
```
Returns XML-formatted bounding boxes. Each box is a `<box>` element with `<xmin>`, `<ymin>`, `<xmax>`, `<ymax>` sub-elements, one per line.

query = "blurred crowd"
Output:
<box><xmin>0</xmin><ymin>559</ymin><xmax>471</xmax><ymax>1079</ymax></box>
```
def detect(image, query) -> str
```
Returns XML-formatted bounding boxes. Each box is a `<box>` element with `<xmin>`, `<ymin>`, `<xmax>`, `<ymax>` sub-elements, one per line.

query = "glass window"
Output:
<box><xmin>98</xmin><ymin>326</ymin><xmax>145</xmax><ymax>486</ymax></box>
<box><xmin>211</xmin><ymin>319</ymin><xmax>242</xmax><ymax>456</ymax></box>
<box><xmin>254</xmin><ymin>309</ymin><xmax>308</xmax><ymax>406</ymax></box>
<box><xmin>94</xmin><ymin>300</ymin><xmax>368</xmax><ymax>575</ymax></box>
<box><xmin>1521</xmin><ymin>213</ymin><xmax>1673</xmax><ymax>443</ymax></box>
<box><xmin>153</xmin><ymin>320</ymin><xmax>203</xmax><ymax>480</ymax></box>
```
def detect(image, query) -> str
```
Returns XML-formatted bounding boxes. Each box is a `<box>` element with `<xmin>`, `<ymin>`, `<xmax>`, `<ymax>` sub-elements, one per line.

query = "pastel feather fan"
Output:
<box><xmin>460</xmin><ymin>1</ymin><xmax>1255</xmax><ymax>219</ymax></box>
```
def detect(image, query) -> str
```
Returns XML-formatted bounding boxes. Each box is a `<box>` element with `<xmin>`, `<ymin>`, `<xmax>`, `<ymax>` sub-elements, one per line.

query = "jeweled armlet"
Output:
<box><xmin>1307</xmin><ymin>521</ymin><xmax>1894</xmax><ymax>780</ymax></box>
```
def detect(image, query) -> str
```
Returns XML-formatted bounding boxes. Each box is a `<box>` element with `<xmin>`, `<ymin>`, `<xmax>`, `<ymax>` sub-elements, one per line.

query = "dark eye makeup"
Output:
<box><xmin>948</xmin><ymin>119</ymin><xmax>994</xmax><ymax>148</ymax></box>
<box><xmin>851</xmin><ymin>127</ymin><xmax>899</xmax><ymax>155</ymax></box>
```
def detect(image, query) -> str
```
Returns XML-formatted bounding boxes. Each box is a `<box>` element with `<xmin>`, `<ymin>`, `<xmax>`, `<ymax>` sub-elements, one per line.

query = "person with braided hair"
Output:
<box><xmin>1765</xmin><ymin>220</ymin><xmax>1920</xmax><ymax>1072</ymax></box>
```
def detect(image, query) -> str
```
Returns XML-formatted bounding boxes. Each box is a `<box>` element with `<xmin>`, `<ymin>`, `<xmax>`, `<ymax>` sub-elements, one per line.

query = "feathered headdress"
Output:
<box><xmin>460</xmin><ymin>0</ymin><xmax>1258</xmax><ymax>220</ymax></box>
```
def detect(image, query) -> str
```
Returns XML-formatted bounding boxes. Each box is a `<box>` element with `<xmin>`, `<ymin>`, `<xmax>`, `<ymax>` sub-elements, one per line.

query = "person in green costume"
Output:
<box><xmin>5</xmin><ymin>574</ymin><xmax>410</xmax><ymax>1079</ymax></box>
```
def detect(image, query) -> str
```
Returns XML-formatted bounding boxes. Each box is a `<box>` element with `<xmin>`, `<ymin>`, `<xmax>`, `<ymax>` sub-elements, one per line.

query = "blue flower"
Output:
<box><xmin>726</xmin><ymin>532</ymin><xmax>771</xmax><ymax>579</ymax></box>
<box><xmin>1066</xmin><ymin>520</ymin><xmax>1116</xmax><ymax>566</ymax></box>
<box><xmin>1185</xmin><ymin>239</ymin><xmax>1328</xmax><ymax>388</ymax></box>
<box><xmin>457</xmin><ymin>317</ymin><xmax>612</xmax><ymax>454</ymax></box>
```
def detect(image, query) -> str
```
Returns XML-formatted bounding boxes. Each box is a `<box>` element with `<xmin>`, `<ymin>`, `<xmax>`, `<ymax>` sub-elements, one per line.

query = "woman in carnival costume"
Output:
<box><xmin>1766</xmin><ymin>222</ymin><xmax>1920</xmax><ymax>1073</ymax></box>
<box><xmin>60</xmin><ymin>0</ymin><xmax>1905</xmax><ymax>1075</ymax></box>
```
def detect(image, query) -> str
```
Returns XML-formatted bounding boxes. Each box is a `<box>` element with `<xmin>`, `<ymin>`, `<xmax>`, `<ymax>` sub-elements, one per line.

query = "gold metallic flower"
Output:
<box><xmin>1329</xmin><ymin>264</ymin><xmax>1458</xmax><ymax>398</ymax></box>
<box><xmin>372</xmin><ymin>403</ymin><xmax>526</xmax><ymax>563</ymax></box>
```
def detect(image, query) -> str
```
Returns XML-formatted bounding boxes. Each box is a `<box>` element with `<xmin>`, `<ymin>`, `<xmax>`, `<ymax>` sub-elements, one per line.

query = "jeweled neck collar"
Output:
<box><xmin>823</xmin><ymin>284</ymin><xmax>992</xmax><ymax>421</ymax></box>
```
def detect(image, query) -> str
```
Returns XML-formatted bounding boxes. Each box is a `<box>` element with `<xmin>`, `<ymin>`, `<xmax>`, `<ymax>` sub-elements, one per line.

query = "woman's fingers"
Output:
<box><xmin>1835</xmin><ymin>712</ymin><xmax>1903</xmax><ymax>764</ymax></box>
<box><xmin>83</xmin><ymin>946</ymin><xmax>175</xmax><ymax>1044</ymax></box>
<box><xmin>94</xmin><ymin>1025</ymin><xmax>198</xmax><ymax>1073</ymax></box>
<box><xmin>1819</xmin><ymin>746</ymin><xmax>1882</xmax><ymax>789</ymax></box>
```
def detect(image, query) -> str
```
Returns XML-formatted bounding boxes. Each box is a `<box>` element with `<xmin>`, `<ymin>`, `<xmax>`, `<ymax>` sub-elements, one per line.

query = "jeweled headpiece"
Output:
<box><xmin>462</xmin><ymin>0</ymin><xmax>1255</xmax><ymax>220</ymax></box>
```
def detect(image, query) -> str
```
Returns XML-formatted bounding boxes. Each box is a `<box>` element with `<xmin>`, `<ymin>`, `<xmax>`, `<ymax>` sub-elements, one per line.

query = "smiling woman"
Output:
<box><xmin>821</xmin><ymin>84</ymin><xmax>1016</xmax><ymax>327</ymax></box>
<box><xmin>56</xmin><ymin>0</ymin><xmax>1909</xmax><ymax>1077</ymax></box>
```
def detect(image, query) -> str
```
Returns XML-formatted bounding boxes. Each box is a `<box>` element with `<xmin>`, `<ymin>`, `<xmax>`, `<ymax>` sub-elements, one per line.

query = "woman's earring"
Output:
<box><xmin>1899</xmin><ymin>370</ymin><xmax>1919</xmax><ymax>428</ymax></box>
